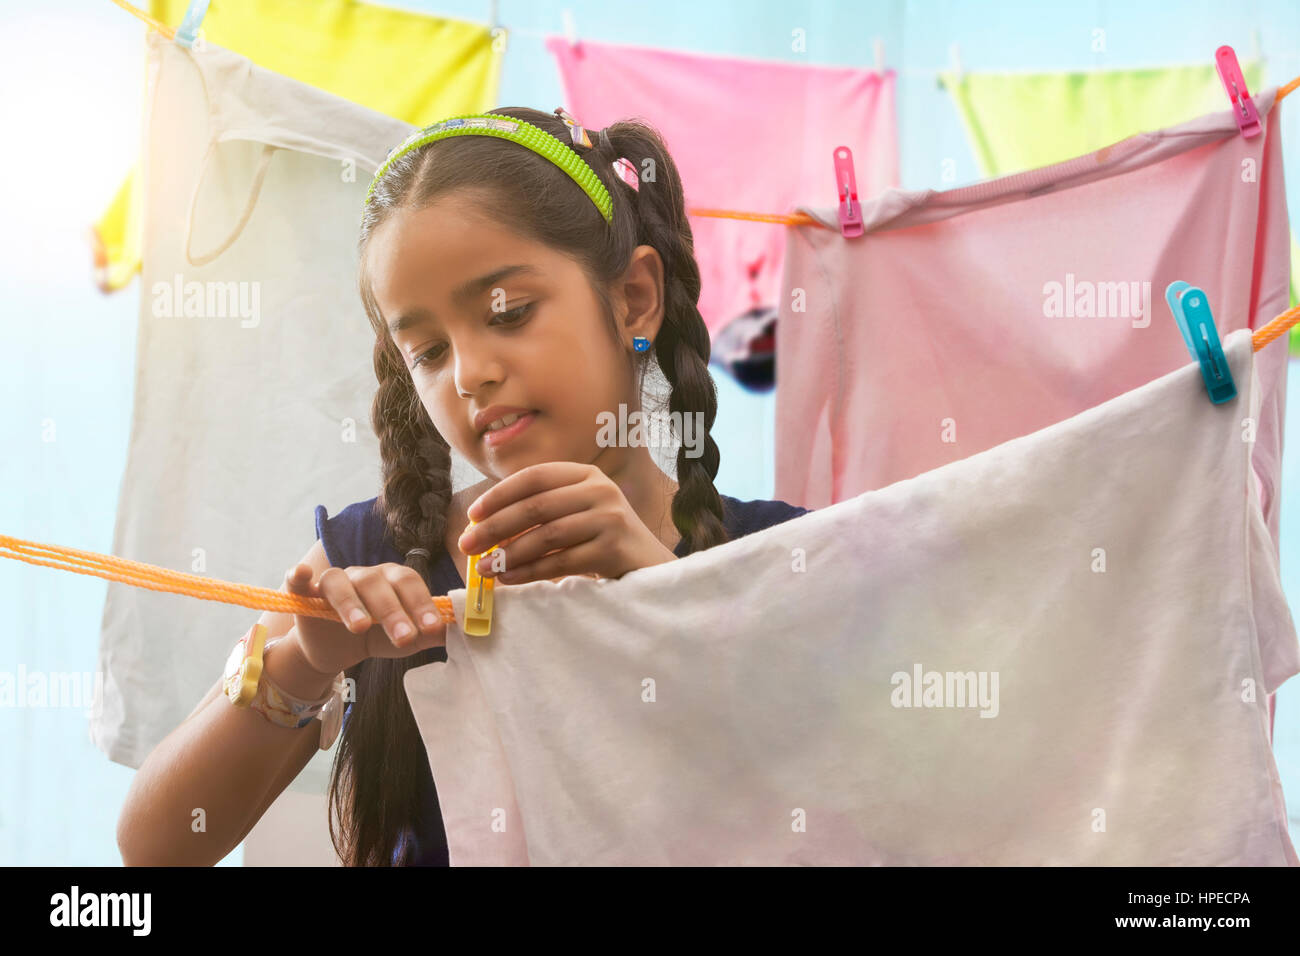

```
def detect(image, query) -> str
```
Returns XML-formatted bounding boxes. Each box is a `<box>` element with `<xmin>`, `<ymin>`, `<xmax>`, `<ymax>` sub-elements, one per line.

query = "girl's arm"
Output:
<box><xmin>116</xmin><ymin>539</ymin><xmax>339</xmax><ymax>866</ymax></box>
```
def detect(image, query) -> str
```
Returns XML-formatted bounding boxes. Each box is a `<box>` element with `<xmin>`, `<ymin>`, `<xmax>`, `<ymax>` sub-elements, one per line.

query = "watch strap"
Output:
<box><xmin>225</xmin><ymin>628</ymin><xmax>344</xmax><ymax>747</ymax></box>
<box><xmin>249</xmin><ymin>637</ymin><xmax>338</xmax><ymax>728</ymax></box>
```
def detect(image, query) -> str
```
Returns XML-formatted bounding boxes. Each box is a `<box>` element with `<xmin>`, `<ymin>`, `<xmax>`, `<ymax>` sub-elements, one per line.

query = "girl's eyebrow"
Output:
<box><xmin>387</xmin><ymin>264</ymin><xmax>544</xmax><ymax>335</ymax></box>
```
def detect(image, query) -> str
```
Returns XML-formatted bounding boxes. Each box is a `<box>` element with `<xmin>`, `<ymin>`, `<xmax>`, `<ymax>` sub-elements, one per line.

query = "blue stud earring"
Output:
<box><xmin>633</xmin><ymin>336</ymin><xmax>650</xmax><ymax>352</ymax></box>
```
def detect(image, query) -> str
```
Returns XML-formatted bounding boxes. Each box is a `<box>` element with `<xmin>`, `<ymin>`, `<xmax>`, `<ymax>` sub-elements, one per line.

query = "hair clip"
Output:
<box><xmin>612</xmin><ymin>156</ymin><xmax>640</xmax><ymax>191</ymax></box>
<box><xmin>554</xmin><ymin>107</ymin><xmax>593</xmax><ymax>148</ymax></box>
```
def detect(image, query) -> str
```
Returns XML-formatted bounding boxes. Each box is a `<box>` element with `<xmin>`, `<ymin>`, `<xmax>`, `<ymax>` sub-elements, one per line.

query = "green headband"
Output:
<box><xmin>365</xmin><ymin>113</ymin><xmax>614</xmax><ymax>224</ymax></box>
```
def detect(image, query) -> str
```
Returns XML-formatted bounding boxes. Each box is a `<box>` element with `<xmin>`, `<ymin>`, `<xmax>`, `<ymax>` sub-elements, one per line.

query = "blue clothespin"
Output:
<box><xmin>1165</xmin><ymin>281</ymin><xmax>1237</xmax><ymax>404</ymax></box>
<box><xmin>175</xmin><ymin>0</ymin><xmax>211</xmax><ymax>49</ymax></box>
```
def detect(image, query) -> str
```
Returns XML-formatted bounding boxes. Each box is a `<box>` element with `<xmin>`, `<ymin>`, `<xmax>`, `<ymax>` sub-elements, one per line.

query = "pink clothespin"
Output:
<box><xmin>1215</xmin><ymin>45</ymin><xmax>1262</xmax><ymax>138</ymax></box>
<box><xmin>833</xmin><ymin>146</ymin><xmax>863</xmax><ymax>238</ymax></box>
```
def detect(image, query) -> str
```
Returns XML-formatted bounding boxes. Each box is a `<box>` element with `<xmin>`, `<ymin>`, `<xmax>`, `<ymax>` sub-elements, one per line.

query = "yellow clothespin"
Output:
<box><xmin>463</xmin><ymin>518</ymin><xmax>495</xmax><ymax>636</ymax></box>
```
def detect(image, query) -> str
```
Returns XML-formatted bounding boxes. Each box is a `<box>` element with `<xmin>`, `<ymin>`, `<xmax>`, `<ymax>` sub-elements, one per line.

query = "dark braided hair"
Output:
<box><xmin>329</xmin><ymin>106</ymin><xmax>727</xmax><ymax>866</ymax></box>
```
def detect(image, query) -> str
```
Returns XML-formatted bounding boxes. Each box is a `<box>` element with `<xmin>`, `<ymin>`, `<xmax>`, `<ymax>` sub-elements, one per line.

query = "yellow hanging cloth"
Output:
<box><xmin>91</xmin><ymin>0</ymin><xmax>505</xmax><ymax>293</ymax></box>
<box><xmin>938</xmin><ymin>62</ymin><xmax>1265</xmax><ymax>179</ymax></box>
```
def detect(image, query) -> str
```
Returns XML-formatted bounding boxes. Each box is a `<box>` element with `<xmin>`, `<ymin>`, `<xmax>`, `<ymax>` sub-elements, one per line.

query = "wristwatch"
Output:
<box><xmin>222</xmin><ymin>622</ymin><xmax>346</xmax><ymax>750</ymax></box>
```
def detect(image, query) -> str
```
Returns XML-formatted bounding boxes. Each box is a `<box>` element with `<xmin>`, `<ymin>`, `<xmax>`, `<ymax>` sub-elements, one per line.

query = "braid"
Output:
<box><xmin>371</xmin><ymin>336</ymin><xmax>452</xmax><ymax>580</ymax></box>
<box><xmin>653</xmin><ymin>264</ymin><xmax>727</xmax><ymax>552</ymax></box>
<box><xmin>615</xmin><ymin>131</ymin><xmax>727</xmax><ymax>552</ymax></box>
<box><xmin>328</xmin><ymin>332</ymin><xmax>453</xmax><ymax>866</ymax></box>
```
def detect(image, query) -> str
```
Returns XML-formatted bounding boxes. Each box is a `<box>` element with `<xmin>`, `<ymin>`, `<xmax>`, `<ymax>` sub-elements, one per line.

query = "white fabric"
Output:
<box><xmin>405</xmin><ymin>328</ymin><xmax>1299</xmax><ymax>865</ymax></box>
<box><xmin>91</xmin><ymin>34</ymin><xmax>485</xmax><ymax>767</ymax></box>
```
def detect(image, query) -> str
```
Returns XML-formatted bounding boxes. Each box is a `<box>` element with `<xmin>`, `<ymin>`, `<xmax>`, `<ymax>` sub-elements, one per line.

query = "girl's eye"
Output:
<box><xmin>493</xmin><ymin>301</ymin><xmax>535</xmax><ymax>326</ymax></box>
<box><xmin>412</xmin><ymin>345</ymin><xmax>444</xmax><ymax>369</ymax></box>
<box><xmin>411</xmin><ymin>302</ymin><xmax>534</xmax><ymax>369</ymax></box>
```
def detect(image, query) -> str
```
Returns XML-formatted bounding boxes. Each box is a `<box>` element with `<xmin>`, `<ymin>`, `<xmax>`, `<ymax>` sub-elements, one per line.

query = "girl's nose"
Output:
<box><xmin>453</xmin><ymin>349</ymin><xmax>506</xmax><ymax>399</ymax></box>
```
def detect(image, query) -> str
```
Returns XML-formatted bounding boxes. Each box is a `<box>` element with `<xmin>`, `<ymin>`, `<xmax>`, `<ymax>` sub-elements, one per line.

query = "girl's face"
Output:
<box><xmin>366</xmin><ymin>197</ymin><xmax>659</xmax><ymax>479</ymax></box>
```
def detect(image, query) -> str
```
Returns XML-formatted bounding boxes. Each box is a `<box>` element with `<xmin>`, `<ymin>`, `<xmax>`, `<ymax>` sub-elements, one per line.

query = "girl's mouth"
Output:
<box><xmin>482</xmin><ymin>411</ymin><xmax>537</xmax><ymax>447</ymax></box>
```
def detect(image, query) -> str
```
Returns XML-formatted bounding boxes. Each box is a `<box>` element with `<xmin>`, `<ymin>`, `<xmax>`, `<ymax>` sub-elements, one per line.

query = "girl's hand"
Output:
<box><xmin>284</xmin><ymin>562</ymin><xmax>448</xmax><ymax>676</ymax></box>
<box><xmin>457</xmin><ymin>462</ymin><xmax>677</xmax><ymax>585</ymax></box>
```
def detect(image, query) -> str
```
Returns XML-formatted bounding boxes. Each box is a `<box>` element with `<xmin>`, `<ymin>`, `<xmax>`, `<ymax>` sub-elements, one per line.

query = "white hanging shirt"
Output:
<box><xmin>406</xmin><ymin>329</ymin><xmax>1299</xmax><ymax>865</ymax></box>
<box><xmin>91</xmin><ymin>33</ymin><xmax>469</xmax><ymax>769</ymax></box>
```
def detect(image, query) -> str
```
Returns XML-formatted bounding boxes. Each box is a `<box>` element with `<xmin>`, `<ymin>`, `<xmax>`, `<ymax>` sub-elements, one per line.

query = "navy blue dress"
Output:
<box><xmin>314</xmin><ymin>492</ymin><xmax>810</xmax><ymax>865</ymax></box>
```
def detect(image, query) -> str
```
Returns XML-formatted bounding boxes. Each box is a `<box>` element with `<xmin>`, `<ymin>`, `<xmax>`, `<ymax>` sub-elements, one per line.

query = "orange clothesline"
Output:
<box><xmin>0</xmin><ymin>533</ymin><xmax>455</xmax><ymax>624</ymax></box>
<box><xmin>4</xmin><ymin>306</ymin><xmax>1300</xmax><ymax>621</ymax></box>
<box><xmin>1251</xmin><ymin>304</ymin><xmax>1300</xmax><ymax>352</ymax></box>
<box><xmin>695</xmin><ymin>71</ymin><xmax>1298</xmax><ymax>226</ymax></box>
<box><xmin>109</xmin><ymin>0</ymin><xmax>1299</xmax><ymax>228</ymax></box>
<box><xmin>108</xmin><ymin>0</ymin><xmax>171</xmax><ymax>35</ymax></box>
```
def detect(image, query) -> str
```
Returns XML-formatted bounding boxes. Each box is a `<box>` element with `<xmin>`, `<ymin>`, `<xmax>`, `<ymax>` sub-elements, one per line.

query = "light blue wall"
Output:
<box><xmin>1</xmin><ymin>0</ymin><xmax>1298</xmax><ymax>865</ymax></box>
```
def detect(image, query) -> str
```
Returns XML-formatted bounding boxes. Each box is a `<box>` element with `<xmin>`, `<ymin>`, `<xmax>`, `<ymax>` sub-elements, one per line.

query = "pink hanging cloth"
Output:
<box><xmin>775</xmin><ymin>86</ymin><xmax>1290</xmax><ymax>551</ymax></box>
<box><xmin>546</xmin><ymin>36</ymin><xmax>899</xmax><ymax>341</ymax></box>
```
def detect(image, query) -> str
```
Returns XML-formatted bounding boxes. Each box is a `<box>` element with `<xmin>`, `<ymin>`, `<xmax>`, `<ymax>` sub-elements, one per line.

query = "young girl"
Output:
<box><xmin>117</xmin><ymin>106</ymin><xmax>808</xmax><ymax>868</ymax></box>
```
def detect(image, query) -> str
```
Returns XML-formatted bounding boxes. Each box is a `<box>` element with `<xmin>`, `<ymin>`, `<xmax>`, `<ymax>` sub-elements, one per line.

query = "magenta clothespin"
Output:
<box><xmin>833</xmin><ymin>146</ymin><xmax>863</xmax><ymax>238</ymax></box>
<box><xmin>1215</xmin><ymin>45</ymin><xmax>1262</xmax><ymax>138</ymax></box>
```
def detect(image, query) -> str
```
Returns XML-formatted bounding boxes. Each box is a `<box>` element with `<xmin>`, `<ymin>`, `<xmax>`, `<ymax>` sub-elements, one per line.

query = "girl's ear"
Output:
<box><xmin>619</xmin><ymin>245</ymin><xmax>666</xmax><ymax>344</ymax></box>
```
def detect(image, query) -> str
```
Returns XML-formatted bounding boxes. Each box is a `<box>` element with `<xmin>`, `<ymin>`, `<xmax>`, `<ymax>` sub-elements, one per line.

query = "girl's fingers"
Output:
<box><xmin>285</xmin><ymin>564</ymin><xmax>314</xmax><ymax>595</ymax></box>
<box><xmin>351</xmin><ymin>570</ymin><xmax>418</xmax><ymax>647</ymax></box>
<box><xmin>499</xmin><ymin>537</ymin><xmax>603</xmax><ymax>585</ymax></box>
<box><xmin>317</xmin><ymin>566</ymin><xmax>371</xmax><ymax>633</ymax></box>
<box><xmin>482</xmin><ymin>513</ymin><xmax>595</xmax><ymax>575</ymax></box>
<box><xmin>290</xmin><ymin>563</ymin><xmax>444</xmax><ymax>650</ymax></box>
<box><xmin>382</xmin><ymin>564</ymin><xmax>444</xmax><ymax>634</ymax></box>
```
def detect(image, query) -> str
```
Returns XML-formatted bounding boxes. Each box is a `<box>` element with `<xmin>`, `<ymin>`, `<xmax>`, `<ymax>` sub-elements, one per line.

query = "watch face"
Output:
<box><xmin>224</xmin><ymin>641</ymin><xmax>244</xmax><ymax>679</ymax></box>
<box><xmin>223</xmin><ymin>638</ymin><xmax>254</xmax><ymax>704</ymax></box>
